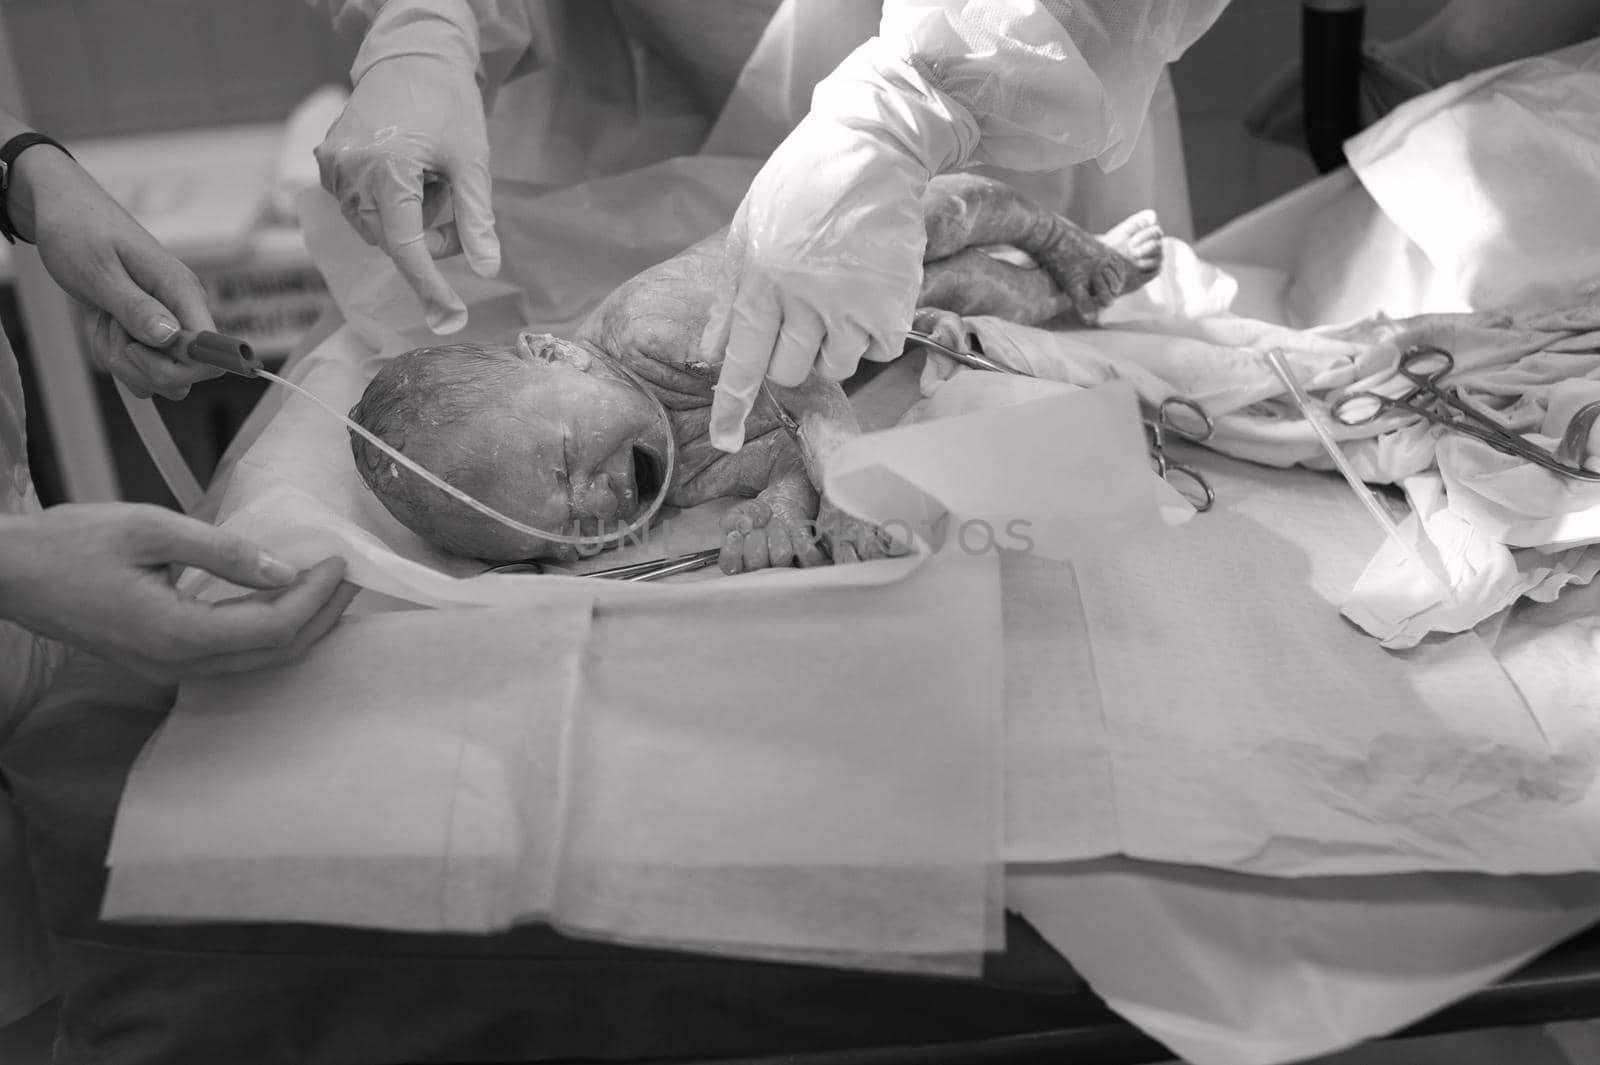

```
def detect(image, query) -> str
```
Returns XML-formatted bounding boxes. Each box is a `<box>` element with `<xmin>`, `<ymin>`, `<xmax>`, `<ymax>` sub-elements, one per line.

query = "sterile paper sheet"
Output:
<box><xmin>106</xmin><ymin>547</ymin><xmax>1012</xmax><ymax>971</ymax></box>
<box><xmin>1009</xmin><ymin>860</ymin><xmax>1600</xmax><ymax>1065</ymax></box>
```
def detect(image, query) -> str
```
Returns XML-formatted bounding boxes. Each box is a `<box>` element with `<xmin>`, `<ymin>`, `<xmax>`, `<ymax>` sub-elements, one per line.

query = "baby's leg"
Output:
<box><xmin>918</xmin><ymin>248</ymin><xmax>1073</xmax><ymax>326</ymax></box>
<box><xmin>760</xmin><ymin>374</ymin><xmax>905</xmax><ymax>566</ymax></box>
<box><xmin>921</xmin><ymin>173</ymin><xmax>1158</xmax><ymax>323</ymax></box>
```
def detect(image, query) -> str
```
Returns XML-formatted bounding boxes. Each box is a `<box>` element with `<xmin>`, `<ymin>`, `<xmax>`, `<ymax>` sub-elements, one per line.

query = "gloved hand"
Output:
<box><xmin>314</xmin><ymin>6</ymin><xmax>500</xmax><ymax>334</ymax></box>
<box><xmin>702</xmin><ymin>42</ymin><xmax>979</xmax><ymax>452</ymax></box>
<box><xmin>8</xmin><ymin>141</ymin><xmax>222</xmax><ymax>400</ymax></box>
<box><xmin>0</xmin><ymin>503</ymin><xmax>357</xmax><ymax>683</ymax></box>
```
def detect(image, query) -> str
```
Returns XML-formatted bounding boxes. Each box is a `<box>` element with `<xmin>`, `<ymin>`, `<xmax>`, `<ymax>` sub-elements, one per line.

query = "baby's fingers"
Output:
<box><xmin>719</xmin><ymin>528</ymin><xmax>747</xmax><ymax>575</ymax></box>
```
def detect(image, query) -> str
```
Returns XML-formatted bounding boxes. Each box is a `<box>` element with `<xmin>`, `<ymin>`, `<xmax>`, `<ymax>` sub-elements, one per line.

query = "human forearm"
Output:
<box><xmin>0</xmin><ymin>107</ymin><xmax>62</xmax><ymax>243</ymax></box>
<box><xmin>5</xmin><ymin>135</ymin><xmax>93</xmax><ymax>247</ymax></box>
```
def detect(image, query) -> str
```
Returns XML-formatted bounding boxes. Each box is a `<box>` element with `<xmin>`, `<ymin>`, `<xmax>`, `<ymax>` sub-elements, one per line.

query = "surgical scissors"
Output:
<box><xmin>1331</xmin><ymin>345</ymin><xmax>1600</xmax><ymax>482</ymax></box>
<box><xmin>486</xmin><ymin>547</ymin><xmax>723</xmax><ymax>581</ymax></box>
<box><xmin>1144</xmin><ymin>396</ymin><xmax>1215</xmax><ymax>512</ymax></box>
<box><xmin>905</xmin><ymin>329</ymin><xmax>1217</xmax><ymax>511</ymax></box>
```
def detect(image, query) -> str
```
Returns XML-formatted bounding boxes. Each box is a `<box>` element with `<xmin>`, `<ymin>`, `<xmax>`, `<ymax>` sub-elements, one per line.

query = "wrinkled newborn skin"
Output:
<box><xmin>350</xmin><ymin>174</ymin><xmax>1164</xmax><ymax>570</ymax></box>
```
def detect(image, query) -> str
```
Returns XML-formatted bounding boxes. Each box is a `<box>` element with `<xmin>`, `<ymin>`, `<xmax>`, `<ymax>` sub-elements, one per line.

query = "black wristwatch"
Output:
<box><xmin>0</xmin><ymin>132</ymin><xmax>72</xmax><ymax>245</ymax></box>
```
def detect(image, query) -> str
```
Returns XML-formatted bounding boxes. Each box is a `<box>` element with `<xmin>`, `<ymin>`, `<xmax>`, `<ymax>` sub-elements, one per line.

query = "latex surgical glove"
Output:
<box><xmin>702</xmin><ymin>42</ymin><xmax>979</xmax><ymax>453</ymax></box>
<box><xmin>315</xmin><ymin>41</ymin><xmax>500</xmax><ymax>334</ymax></box>
<box><xmin>6</xmin><ymin>141</ymin><xmax>223</xmax><ymax>401</ymax></box>
<box><xmin>0</xmin><ymin>504</ymin><xmax>358</xmax><ymax>684</ymax></box>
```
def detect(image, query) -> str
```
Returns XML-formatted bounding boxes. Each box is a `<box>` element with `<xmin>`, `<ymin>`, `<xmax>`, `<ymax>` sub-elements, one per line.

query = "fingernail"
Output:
<box><xmin>258</xmin><ymin>554</ymin><xmax>298</xmax><ymax>584</ymax></box>
<box><xmin>426</xmin><ymin>305</ymin><xmax>468</xmax><ymax>335</ymax></box>
<box><xmin>146</xmin><ymin>316</ymin><xmax>180</xmax><ymax>345</ymax></box>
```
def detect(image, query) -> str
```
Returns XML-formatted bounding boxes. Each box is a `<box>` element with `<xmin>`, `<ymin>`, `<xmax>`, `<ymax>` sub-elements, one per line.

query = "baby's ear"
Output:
<box><xmin>516</xmin><ymin>331</ymin><xmax>592</xmax><ymax>371</ymax></box>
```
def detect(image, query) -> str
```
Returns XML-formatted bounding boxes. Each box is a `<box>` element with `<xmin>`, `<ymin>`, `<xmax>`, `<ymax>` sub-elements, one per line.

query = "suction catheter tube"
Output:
<box><xmin>155</xmin><ymin>330</ymin><xmax>678</xmax><ymax>553</ymax></box>
<box><xmin>176</xmin><ymin>330</ymin><xmax>263</xmax><ymax>377</ymax></box>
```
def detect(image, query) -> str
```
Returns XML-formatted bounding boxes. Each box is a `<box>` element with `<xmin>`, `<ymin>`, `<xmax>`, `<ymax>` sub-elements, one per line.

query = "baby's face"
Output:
<box><xmin>351</xmin><ymin>333</ymin><xmax>671</xmax><ymax>562</ymax></box>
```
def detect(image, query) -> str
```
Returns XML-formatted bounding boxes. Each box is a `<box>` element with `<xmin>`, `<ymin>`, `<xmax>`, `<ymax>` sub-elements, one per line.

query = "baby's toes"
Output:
<box><xmin>1128</xmin><ymin>229</ymin><xmax>1164</xmax><ymax>274</ymax></box>
<box><xmin>1101</xmin><ymin>209</ymin><xmax>1163</xmax><ymax>277</ymax></box>
<box><xmin>1136</xmin><ymin>236</ymin><xmax>1164</xmax><ymax>275</ymax></box>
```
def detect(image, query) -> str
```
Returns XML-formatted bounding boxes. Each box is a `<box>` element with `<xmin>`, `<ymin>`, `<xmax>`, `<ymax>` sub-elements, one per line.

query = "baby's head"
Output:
<box><xmin>349</xmin><ymin>331</ymin><xmax>670</xmax><ymax>562</ymax></box>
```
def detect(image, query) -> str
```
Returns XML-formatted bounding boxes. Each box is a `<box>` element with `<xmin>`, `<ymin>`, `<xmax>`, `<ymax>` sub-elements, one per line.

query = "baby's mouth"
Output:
<box><xmin>631</xmin><ymin>444</ymin><xmax>664</xmax><ymax>504</ymax></box>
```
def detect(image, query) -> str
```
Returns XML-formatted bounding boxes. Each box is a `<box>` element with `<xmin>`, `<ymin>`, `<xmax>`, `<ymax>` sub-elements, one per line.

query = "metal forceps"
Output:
<box><xmin>905</xmin><ymin>329</ymin><xmax>1217</xmax><ymax>511</ymax></box>
<box><xmin>1331</xmin><ymin>344</ymin><xmax>1600</xmax><ymax>482</ymax></box>
<box><xmin>486</xmin><ymin>547</ymin><xmax>723</xmax><ymax>581</ymax></box>
<box><xmin>1144</xmin><ymin>396</ymin><xmax>1215</xmax><ymax>512</ymax></box>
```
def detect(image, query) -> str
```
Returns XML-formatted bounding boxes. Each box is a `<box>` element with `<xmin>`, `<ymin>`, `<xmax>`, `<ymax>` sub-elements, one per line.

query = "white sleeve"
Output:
<box><xmin>877</xmin><ymin>0</ymin><xmax>1229</xmax><ymax>171</ymax></box>
<box><xmin>305</xmin><ymin>0</ymin><xmax>560</xmax><ymax>103</ymax></box>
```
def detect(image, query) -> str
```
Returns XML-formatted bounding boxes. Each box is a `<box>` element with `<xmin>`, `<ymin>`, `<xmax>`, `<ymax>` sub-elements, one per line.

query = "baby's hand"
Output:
<box><xmin>719</xmin><ymin>494</ymin><xmax>827</xmax><ymax>574</ymax></box>
<box><xmin>816</xmin><ymin>497</ymin><xmax>907</xmax><ymax>565</ymax></box>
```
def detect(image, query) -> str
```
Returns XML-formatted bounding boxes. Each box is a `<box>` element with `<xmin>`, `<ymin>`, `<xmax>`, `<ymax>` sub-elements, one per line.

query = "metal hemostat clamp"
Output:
<box><xmin>905</xmin><ymin>328</ymin><xmax>1216</xmax><ymax>511</ymax></box>
<box><xmin>487</xmin><ymin>547</ymin><xmax>723</xmax><ymax>581</ymax></box>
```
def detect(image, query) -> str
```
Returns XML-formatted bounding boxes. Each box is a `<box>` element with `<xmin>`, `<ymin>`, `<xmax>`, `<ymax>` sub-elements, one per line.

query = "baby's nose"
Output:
<box><xmin>574</xmin><ymin>476</ymin><xmax>622</xmax><ymax>521</ymax></box>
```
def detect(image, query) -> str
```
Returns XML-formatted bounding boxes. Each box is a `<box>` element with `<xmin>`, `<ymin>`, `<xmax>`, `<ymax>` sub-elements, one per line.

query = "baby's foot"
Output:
<box><xmin>1099</xmin><ymin>209</ymin><xmax>1164</xmax><ymax>294</ymax></box>
<box><xmin>1034</xmin><ymin>242</ymin><xmax>1125</xmax><ymax>324</ymax></box>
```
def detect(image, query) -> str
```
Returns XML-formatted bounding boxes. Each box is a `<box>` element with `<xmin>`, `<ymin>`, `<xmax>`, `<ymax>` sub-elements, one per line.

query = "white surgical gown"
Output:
<box><xmin>311</xmin><ymin>0</ymin><xmax>1229</xmax><ymax>309</ymax></box>
<box><xmin>0</xmin><ymin>328</ymin><xmax>67</xmax><ymax>1025</ymax></box>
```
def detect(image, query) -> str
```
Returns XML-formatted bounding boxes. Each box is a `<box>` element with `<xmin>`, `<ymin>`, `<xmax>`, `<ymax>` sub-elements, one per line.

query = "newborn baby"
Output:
<box><xmin>350</xmin><ymin>174</ymin><xmax>1163</xmax><ymax>572</ymax></box>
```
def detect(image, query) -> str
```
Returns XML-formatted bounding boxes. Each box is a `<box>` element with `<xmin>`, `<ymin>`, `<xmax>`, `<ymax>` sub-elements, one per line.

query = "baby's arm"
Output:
<box><xmin>719</xmin><ymin>445</ymin><xmax>824</xmax><ymax>573</ymax></box>
<box><xmin>767</xmin><ymin>375</ymin><xmax>901</xmax><ymax>565</ymax></box>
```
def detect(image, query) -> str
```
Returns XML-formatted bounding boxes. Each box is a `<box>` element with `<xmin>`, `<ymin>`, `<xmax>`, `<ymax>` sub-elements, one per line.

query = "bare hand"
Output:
<box><xmin>0</xmin><ymin>504</ymin><xmax>357</xmax><ymax>683</ymax></box>
<box><xmin>10</xmin><ymin>145</ymin><xmax>223</xmax><ymax>400</ymax></box>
